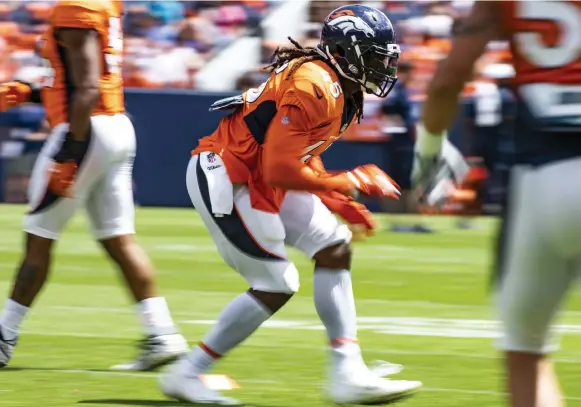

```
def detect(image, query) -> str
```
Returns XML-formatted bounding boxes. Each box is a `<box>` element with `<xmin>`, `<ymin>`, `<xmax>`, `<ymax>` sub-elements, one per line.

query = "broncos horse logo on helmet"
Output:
<box><xmin>316</xmin><ymin>4</ymin><xmax>400</xmax><ymax>98</ymax></box>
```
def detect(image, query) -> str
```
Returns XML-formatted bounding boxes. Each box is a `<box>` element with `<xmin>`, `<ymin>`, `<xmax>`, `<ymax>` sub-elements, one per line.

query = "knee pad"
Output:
<box><xmin>250</xmin><ymin>261</ymin><xmax>300</xmax><ymax>295</ymax></box>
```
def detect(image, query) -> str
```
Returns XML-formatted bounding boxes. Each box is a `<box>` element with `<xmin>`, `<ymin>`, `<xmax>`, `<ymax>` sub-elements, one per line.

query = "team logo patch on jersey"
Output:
<box><xmin>281</xmin><ymin>116</ymin><xmax>290</xmax><ymax>125</ymax></box>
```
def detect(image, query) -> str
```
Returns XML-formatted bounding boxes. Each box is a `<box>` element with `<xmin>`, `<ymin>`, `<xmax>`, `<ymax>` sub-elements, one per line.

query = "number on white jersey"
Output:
<box><xmin>516</xmin><ymin>1</ymin><xmax>581</xmax><ymax>69</ymax></box>
<box><xmin>516</xmin><ymin>1</ymin><xmax>581</xmax><ymax>125</ymax></box>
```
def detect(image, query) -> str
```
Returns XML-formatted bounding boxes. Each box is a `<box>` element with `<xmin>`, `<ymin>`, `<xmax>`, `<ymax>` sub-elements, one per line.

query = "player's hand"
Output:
<box><xmin>338</xmin><ymin>164</ymin><xmax>400</xmax><ymax>199</ymax></box>
<box><xmin>0</xmin><ymin>81</ymin><xmax>32</xmax><ymax>111</ymax></box>
<box><xmin>47</xmin><ymin>132</ymin><xmax>85</xmax><ymax>197</ymax></box>
<box><xmin>315</xmin><ymin>191</ymin><xmax>378</xmax><ymax>240</ymax></box>
<box><xmin>411</xmin><ymin>124</ymin><xmax>444</xmax><ymax>190</ymax></box>
<box><xmin>412</xmin><ymin>125</ymin><xmax>469</xmax><ymax>208</ymax></box>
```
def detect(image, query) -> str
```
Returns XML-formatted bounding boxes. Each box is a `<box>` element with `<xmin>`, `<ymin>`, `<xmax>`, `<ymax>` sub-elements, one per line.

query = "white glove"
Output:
<box><xmin>411</xmin><ymin>125</ymin><xmax>469</xmax><ymax>207</ymax></box>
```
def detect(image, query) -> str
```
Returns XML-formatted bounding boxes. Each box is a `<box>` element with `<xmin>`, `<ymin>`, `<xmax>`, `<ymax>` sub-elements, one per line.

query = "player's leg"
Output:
<box><xmin>497</xmin><ymin>163</ymin><xmax>581</xmax><ymax>407</ymax></box>
<box><xmin>160</xmin><ymin>154</ymin><xmax>298</xmax><ymax>405</ymax></box>
<box><xmin>281</xmin><ymin>191</ymin><xmax>422</xmax><ymax>404</ymax></box>
<box><xmin>0</xmin><ymin>125</ymin><xmax>96</xmax><ymax>367</ymax></box>
<box><xmin>84</xmin><ymin>114</ymin><xmax>187</xmax><ymax>371</ymax></box>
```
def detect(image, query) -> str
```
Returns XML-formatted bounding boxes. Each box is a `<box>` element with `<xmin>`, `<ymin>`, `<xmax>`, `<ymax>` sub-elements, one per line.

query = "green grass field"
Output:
<box><xmin>0</xmin><ymin>204</ymin><xmax>579</xmax><ymax>407</ymax></box>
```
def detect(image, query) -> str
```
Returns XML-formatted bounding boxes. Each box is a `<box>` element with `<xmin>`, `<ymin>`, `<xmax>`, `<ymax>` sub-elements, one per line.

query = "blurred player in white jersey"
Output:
<box><xmin>412</xmin><ymin>1</ymin><xmax>581</xmax><ymax>406</ymax></box>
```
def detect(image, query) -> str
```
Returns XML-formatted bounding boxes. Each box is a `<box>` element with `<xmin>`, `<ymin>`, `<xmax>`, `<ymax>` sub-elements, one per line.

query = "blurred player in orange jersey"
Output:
<box><xmin>412</xmin><ymin>1</ymin><xmax>581</xmax><ymax>406</ymax></box>
<box><xmin>159</xmin><ymin>5</ymin><xmax>422</xmax><ymax>406</ymax></box>
<box><xmin>0</xmin><ymin>1</ymin><xmax>188</xmax><ymax>371</ymax></box>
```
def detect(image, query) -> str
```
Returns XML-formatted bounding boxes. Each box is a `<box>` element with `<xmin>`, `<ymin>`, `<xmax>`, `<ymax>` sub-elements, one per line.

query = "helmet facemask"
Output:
<box><xmin>322</xmin><ymin>38</ymin><xmax>400</xmax><ymax>98</ymax></box>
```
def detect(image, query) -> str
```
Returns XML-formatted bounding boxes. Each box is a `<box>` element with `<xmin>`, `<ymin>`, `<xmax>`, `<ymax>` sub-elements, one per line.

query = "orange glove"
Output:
<box><xmin>339</xmin><ymin>164</ymin><xmax>401</xmax><ymax>199</ymax></box>
<box><xmin>0</xmin><ymin>81</ymin><xmax>31</xmax><ymax>111</ymax></box>
<box><xmin>48</xmin><ymin>161</ymin><xmax>77</xmax><ymax>197</ymax></box>
<box><xmin>47</xmin><ymin>132</ymin><xmax>85</xmax><ymax>197</ymax></box>
<box><xmin>316</xmin><ymin>191</ymin><xmax>379</xmax><ymax>239</ymax></box>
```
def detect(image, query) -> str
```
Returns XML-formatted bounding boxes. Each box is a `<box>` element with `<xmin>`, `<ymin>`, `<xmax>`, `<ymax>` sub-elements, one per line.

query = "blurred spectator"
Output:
<box><xmin>0</xmin><ymin>1</ymin><xmax>276</xmax><ymax>91</ymax></box>
<box><xmin>0</xmin><ymin>1</ymin><xmax>511</xmax><ymax>94</ymax></box>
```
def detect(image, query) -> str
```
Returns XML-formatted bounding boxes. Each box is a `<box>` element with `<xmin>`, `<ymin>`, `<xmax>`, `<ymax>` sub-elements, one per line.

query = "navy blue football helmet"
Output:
<box><xmin>316</xmin><ymin>4</ymin><xmax>400</xmax><ymax>98</ymax></box>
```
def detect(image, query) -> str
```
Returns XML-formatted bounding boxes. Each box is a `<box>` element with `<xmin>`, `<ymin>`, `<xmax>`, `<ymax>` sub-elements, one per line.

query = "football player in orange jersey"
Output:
<box><xmin>0</xmin><ymin>1</ymin><xmax>187</xmax><ymax>371</ymax></box>
<box><xmin>412</xmin><ymin>1</ymin><xmax>581</xmax><ymax>406</ymax></box>
<box><xmin>159</xmin><ymin>5</ymin><xmax>422</xmax><ymax>405</ymax></box>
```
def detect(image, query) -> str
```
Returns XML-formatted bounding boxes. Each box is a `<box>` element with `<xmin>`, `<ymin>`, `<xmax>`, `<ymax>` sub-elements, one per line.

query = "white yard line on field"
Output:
<box><xmin>17</xmin><ymin>328</ymin><xmax>581</xmax><ymax>364</ymax></box>
<box><xmin>247</xmin><ymin>341</ymin><xmax>581</xmax><ymax>364</ymax></box>
<box><xmin>178</xmin><ymin>317</ymin><xmax>581</xmax><ymax>339</ymax></box>
<box><xmin>44</xmin><ymin>300</ymin><xmax>581</xmax><ymax>317</ymax></box>
<box><xmin>30</xmin><ymin>306</ymin><xmax>581</xmax><ymax>341</ymax></box>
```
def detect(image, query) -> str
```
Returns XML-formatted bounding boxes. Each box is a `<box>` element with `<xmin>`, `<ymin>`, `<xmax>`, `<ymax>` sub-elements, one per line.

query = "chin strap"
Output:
<box><xmin>316</xmin><ymin>44</ymin><xmax>364</xmax><ymax>122</ymax></box>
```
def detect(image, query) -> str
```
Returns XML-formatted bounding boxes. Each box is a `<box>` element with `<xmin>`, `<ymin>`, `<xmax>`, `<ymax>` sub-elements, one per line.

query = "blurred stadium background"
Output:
<box><xmin>0</xmin><ymin>2</ymin><xmax>579</xmax><ymax>407</ymax></box>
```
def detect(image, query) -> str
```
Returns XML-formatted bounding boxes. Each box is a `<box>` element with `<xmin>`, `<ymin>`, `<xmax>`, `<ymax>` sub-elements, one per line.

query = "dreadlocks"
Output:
<box><xmin>264</xmin><ymin>37</ymin><xmax>324</xmax><ymax>79</ymax></box>
<box><xmin>264</xmin><ymin>37</ymin><xmax>364</xmax><ymax>122</ymax></box>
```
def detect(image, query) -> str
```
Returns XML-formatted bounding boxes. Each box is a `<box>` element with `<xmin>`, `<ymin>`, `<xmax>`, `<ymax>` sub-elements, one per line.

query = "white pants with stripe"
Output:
<box><xmin>24</xmin><ymin>114</ymin><xmax>136</xmax><ymax>240</ymax></box>
<box><xmin>186</xmin><ymin>153</ymin><xmax>352</xmax><ymax>294</ymax></box>
<box><xmin>497</xmin><ymin>158</ymin><xmax>581</xmax><ymax>353</ymax></box>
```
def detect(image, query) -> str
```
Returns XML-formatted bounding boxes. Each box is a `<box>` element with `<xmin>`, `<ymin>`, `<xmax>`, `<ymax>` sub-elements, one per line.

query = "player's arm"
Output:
<box><xmin>262</xmin><ymin>105</ymin><xmax>350</xmax><ymax>192</ymax></box>
<box><xmin>46</xmin><ymin>28</ymin><xmax>101</xmax><ymax>197</ymax></box>
<box><xmin>263</xmin><ymin>105</ymin><xmax>398</xmax><ymax>198</ymax></box>
<box><xmin>420</xmin><ymin>1</ymin><xmax>501</xmax><ymax>140</ymax></box>
<box><xmin>307</xmin><ymin>156</ymin><xmax>329</xmax><ymax>176</ymax></box>
<box><xmin>57</xmin><ymin>28</ymin><xmax>101</xmax><ymax>142</ymax></box>
<box><xmin>412</xmin><ymin>1</ymin><xmax>501</xmax><ymax>196</ymax></box>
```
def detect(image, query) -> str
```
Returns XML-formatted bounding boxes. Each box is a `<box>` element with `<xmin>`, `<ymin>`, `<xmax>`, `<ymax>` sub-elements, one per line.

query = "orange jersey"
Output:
<box><xmin>39</xmin><ymin>0</ymin><xmax>124</xmax><ymax>128</ymax></box>
<box><xmin>193</xmin><ymin>59</ymin><xmax>357</xmax><ymax>212</ymax></box>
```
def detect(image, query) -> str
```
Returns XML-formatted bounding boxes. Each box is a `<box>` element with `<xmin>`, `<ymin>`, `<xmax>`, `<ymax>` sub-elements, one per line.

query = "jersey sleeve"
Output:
<box><xmin>278</xmin><ymin>78</ymin><xmax>334</xmax><ymax>129</ymax></box>
<box><xmin>52</xmin><ymin>1</ymin><xmax>106</xmax><ymax>30</ymax></box>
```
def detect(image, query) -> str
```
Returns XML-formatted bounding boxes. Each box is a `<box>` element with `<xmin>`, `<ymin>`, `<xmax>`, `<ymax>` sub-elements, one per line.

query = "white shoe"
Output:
<box><xmin>159</xmin><ymin>361</ymin><xmax>243</xmax><ymax>405</ymax></box>
<box><xmin>327</xmin><ymin>360</ymin><xmax>422</xmax><ymax>404</ymax></box>
<box><xmin>0</xmin><ymin>325</ymin><xmax>16</xmax><ymax>368</ymax></box>
<box><xmin>110</xmin><ymin>333</ymin><xmax>188</xmax><ymax>371</ymax></box>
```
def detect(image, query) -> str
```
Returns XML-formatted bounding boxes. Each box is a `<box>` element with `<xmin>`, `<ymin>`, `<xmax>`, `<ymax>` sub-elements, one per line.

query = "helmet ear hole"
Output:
<box><xmin>336</xmin><ymin>44</ymin><xmax>346</xmax><ymax>57</ymax></box>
